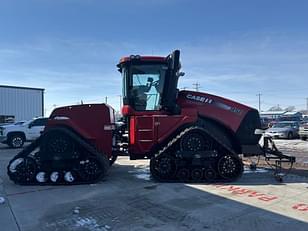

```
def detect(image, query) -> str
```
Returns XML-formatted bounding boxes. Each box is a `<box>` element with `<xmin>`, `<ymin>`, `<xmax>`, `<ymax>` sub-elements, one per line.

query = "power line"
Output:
<box><xmin>192</xmin><ymin>82</ymin><xmax>201</xmax><ymax>91</ymax></box>
<box><xmin>119</xmin><ymin>95</ymin><xmax>122</xmax><ymax>110</ymax></box>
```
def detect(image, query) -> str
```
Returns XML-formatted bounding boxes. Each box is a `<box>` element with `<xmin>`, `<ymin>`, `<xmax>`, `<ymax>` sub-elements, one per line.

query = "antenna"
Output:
<box><xmin>256</xmin><ymin>93</ymin><xmax>262</xmax><ymax>112</ymax></box>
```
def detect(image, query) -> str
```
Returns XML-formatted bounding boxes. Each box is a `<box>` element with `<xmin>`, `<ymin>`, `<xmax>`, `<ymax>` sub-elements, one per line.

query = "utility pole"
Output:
<box><xmin>306</xmin><ymin>97</ymin><xmax>308</xmax><ymax>111</ymax></box>
<box><xmin>256</xmin><ymin>93</ymin><xmax>262</xmax><ymax>112</ymax></box>
<box><xmin>192</xmin><ymin>82</ymin><xmax>201</xmax><ymax>91</ymax></box>
<box><xmin>105</xmin><ymin>96</ymin><xmax>108</xmax><ymax>104</ymax></box>
<box><xmin>119</xmin><ymin>95</ymin><xmax>122</xmax><ymax>110</ymax></box>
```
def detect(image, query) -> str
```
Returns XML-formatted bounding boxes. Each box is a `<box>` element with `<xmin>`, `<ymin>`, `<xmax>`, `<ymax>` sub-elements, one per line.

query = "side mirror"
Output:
<box><xmin>177</xmin><ymin>71</ymin><xmax>185</xmax><ymax>77</ymax></box>
<box><xmin>28</xmin><ymin>123</ymin><xmax>33</xmax><ymax>128</ymax></box>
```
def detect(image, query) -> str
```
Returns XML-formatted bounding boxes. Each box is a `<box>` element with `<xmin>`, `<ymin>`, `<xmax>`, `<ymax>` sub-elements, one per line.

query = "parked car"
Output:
<box><xmin>299</xmin><ymin>122</ymin><xmax>308</xmax><ymax>141</ymax></box>
<box><xmin>265</xmin><ymin>121</ymin><xmax>299</xmax><ymax>139</ymax></box>
<box><xmin>268</xmin><ymin>120</ymin><xmax>278</xmax><ymax>128</ymax></box>
<box><xmin>278</xmin><ymin>116</ymin><xmax>302</xmax><ymax>122</ymax></box>
<box><xmin>0</xmin><ymin>117</ymin><xmax>48</xmax><ymax>148</ymax></box>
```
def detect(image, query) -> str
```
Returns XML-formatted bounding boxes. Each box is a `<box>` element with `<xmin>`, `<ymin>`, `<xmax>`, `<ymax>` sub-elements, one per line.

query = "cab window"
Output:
<box><xmin>31</xmin><ymin>118</ymin><xmax>48</xmax><ymax>127</ymax></box>
<box><xmin>130</xmin><ymin>65</ymin><xmax>166</xmax><ymax>111</ymax></box>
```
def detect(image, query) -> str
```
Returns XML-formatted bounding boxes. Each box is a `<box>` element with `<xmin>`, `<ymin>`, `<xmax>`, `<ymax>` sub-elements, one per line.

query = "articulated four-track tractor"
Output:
<box><xmin>7</xmin><ymin>50</ymin><xmax>295</xmax><ymax>185</ymax></box>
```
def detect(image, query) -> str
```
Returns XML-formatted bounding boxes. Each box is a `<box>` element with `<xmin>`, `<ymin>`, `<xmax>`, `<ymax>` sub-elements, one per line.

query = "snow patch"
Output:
<box><xmin>75</xmin><ymin>217</ymin><xmax>110</xmax><ymax>231</ymax></box>
<box><xmin>73</xmin><ymin>206</ymin><xmax>80</xmax><ymax>214</ymax></box>
<box><xmin>244</xmin><ymin>167</ymin><xmax>269</xmax><ymax>174</ymax></box>
<box><xmin>129</xmin><ymin>166</ymin><xmax>151</xmax><ymax>181</ymax></box>
<box><xmin>0</xmin><ymin>197</ymin><xmax>5</xmax><ymax>204</ymax></box>
<box><xmin>275</xmin><ymin>139</ymin><xmax>308</xmax><ymax>153</ymax></box>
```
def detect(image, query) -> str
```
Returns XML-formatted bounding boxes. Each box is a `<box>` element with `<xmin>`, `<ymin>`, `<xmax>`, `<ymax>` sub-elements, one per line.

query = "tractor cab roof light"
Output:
<box><xmin>129</xmin><ymin>55</ymin><xmax>141</xmax><ymax>60</ymax></box>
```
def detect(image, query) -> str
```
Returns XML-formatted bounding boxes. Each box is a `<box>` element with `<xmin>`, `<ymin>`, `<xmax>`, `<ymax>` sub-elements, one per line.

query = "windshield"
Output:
<box><xmin>272</xmin><ymin>123</ymin><xmax>295</xmax><ymax>128</ymax></box>
<box><xmin>129</xmin><ymin>64</ymin><xmax>167</xmax><ymax>111</ymax></box>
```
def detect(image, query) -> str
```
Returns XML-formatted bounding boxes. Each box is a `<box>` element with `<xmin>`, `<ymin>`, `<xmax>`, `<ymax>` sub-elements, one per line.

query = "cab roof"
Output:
<box><xmin>118</xmin><ymin>56</ymin><xmax>167</xmax><ymax>66</ymax></box>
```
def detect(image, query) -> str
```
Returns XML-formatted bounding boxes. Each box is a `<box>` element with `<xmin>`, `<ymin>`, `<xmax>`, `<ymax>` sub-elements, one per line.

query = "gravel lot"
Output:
<box><xmin>0</xmin><ymin>141</ymin><xmax>307</xmax><ymax>231</ymax></box>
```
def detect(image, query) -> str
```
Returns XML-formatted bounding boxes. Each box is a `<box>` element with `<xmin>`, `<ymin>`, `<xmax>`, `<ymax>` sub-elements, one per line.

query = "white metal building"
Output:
<box><xmin>0</xmin><ymin>85</ymin><xmax>44</xmax><ymax>122</ymax></box>
<box><xmin>260</xmin><ymin>111</ymin><xmax>286</xmax><ymax>119</ymax></box>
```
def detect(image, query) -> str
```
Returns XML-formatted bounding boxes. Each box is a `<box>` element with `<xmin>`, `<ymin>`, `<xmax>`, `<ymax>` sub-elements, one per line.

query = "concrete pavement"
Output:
<box><xmin>0</xmin><ymin>145</ymin><xmax>307</xmax><ymax>231</ymax></box>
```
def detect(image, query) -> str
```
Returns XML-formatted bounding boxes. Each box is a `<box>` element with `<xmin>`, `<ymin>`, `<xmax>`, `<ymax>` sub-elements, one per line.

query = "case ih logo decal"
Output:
<box><xmin>186</xmin><ymin>94</ymin><xmax>213</xmax><ymax>104</ymax></box>
<box><xmin>186</xmin><ymin>94</ymin><xmax>242</xmax><ymax>115</ymax></box>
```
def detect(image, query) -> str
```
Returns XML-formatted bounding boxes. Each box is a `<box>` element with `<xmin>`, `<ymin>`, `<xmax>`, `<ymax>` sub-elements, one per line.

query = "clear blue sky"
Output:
<box><xmin>0</xmin><ymin>0</ymin><xmax>307</xmax><ymax>115</ymax></box>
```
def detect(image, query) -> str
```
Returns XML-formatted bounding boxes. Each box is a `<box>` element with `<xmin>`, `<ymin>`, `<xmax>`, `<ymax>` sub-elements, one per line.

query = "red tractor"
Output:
<box><xmin>7</xmin><ymin>50</ymin><xmax>295</xmax><ymax>184</ymax></box>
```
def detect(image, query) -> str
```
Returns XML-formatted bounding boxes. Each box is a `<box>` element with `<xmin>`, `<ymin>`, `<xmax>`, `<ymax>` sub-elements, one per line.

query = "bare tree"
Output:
<box><xmin>268</xmin><ymin>105</ymin><xmax>283</xmax><ymax>111</ymax></box>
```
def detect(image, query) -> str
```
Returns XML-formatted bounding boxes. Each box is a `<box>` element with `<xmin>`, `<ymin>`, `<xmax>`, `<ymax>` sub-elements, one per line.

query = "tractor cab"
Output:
<box><xmin>117</xmin><ymin>50</ymin><xmax>182</xmax><ymax>114</ymax></box>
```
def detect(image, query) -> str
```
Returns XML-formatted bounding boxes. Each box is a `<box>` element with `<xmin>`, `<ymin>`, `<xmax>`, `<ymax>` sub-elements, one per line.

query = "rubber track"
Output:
<box><xmin>150</xmin><ymin>121</ymin><xmax>243</xmax><ymax>183</ymax></box>
<box><xmin>7</xmin><ymin>127</ymin><xmax>109</xmax><ymax>185</ymax></box>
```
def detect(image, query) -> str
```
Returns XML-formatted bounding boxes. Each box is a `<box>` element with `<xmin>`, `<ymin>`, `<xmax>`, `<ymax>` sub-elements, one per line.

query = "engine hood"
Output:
<box><xmin>177</xmin><ymin>90</ymin><xmax>255</xmax><ymax>131</ymax></box>
<box><xmin>176</xmin><ymin>90</ymin><xmax>261</xmax><ymax>145</ymax></box>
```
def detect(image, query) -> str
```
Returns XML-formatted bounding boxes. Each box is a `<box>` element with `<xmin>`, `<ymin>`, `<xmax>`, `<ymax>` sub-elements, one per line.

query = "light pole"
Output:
<box><xmin>256</xmin><ymin>93</ymin><xmax>262</xmax><ymax>112</ymax></box>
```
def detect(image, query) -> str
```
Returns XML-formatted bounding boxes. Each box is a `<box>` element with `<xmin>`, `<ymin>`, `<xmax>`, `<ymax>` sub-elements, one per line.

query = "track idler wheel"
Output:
<box><xmin>150</xmin><ymin>154</ymin><xmax>177</xmax><ymax>181</ymax></box>
<box><xmin>78</xmin><ymin>158</ymin><xmax>103</xmax><ymax>182</ymax></box>
<box><xmin>217</xmin><ymin>155</ymin><xmax>243</xmax><ymax>181</ymax></box>
<box><xmin>8</xmin><ymin>157</ymin><xmax>37</xmax><ymax>184</ymax></box>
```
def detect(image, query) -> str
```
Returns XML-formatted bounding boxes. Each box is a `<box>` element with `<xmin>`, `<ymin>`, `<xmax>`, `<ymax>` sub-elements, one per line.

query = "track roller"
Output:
<box><xmin>191</xmin><ymin>168</ymin><xmax>203</xmax><ymax>181</ymax></box>
<box><xmin>50</xmin><ymin>172</ymin><xmax>61</xmax><ymax>183</ymax></box>
<box><xmin>64</xmin><ymin>171</ymin><xmax>76</xmax><ymax>183</ymax></box>
<box><xmin>176</xmin><ymin>168</ymin><xmax>190</xmax><ymax>181</ymax></box>
<box><xmin>36</xmin><ymin>172</ymin><xmax>48</xmax><ymax>183</ymax></box>
<box><xmin>204</xmin><ymin>168</ymin><xmax>216</xmax><ymax>181</ymax></box>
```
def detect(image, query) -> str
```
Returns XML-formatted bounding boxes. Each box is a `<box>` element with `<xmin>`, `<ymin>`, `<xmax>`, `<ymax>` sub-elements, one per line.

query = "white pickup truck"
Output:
<box><xmin>0</xmin><ymin>118</ymin><xmax>48</xmax><ymax>148</ymax></box>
